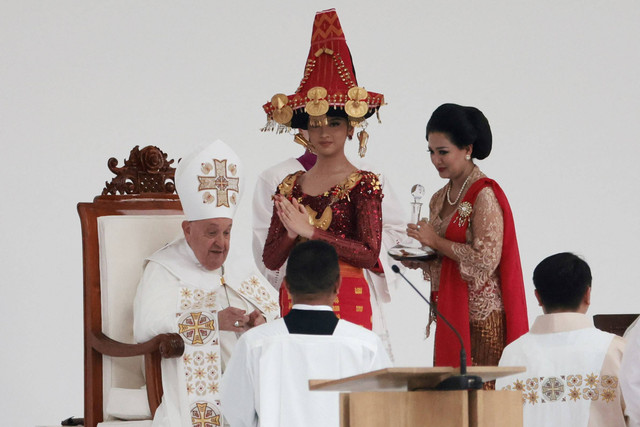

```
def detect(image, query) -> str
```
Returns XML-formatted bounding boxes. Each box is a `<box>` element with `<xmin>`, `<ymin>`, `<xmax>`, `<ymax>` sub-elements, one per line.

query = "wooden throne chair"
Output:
<box><xmin>78</xmin><ymin>146</ymin><xmax>186</xmax><ymax>427</ymax></box>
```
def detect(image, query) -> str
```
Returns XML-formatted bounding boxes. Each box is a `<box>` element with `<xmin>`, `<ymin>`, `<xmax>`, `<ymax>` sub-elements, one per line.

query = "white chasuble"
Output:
<box><xmin>133</xmin><ymin>237</ymin><xmax>279</xmax><ymax>427</ymax></box>
<box><xmin>497</xmin><ymin>314</ymin><xmax>625</xmax><ymax>427</ymax></box>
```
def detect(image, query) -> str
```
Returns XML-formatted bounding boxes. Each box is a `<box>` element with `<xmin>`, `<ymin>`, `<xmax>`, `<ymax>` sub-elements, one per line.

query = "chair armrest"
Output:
<box><xmin>89</xmin><ymin>331</ymin><xmax>184</xmax><ymax>358</ymax></box>
<box><xmin>89</xmin><ymin>331</ymin><xmax>184</xmax><ymax>417</ymax></box>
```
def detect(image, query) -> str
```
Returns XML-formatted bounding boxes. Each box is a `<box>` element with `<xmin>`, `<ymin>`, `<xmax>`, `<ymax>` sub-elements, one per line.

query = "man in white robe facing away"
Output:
<box><xmin>134</xmin><ymin>140</ymin><xmax>280</xmax><ymax>427</ymax></box>
<box><xmin>621</xmin><ymin>321</ymin><xmax>640</xmax><ymax>427</ymax></box>
<box><xmin>221</xmin><ymin>239</ymin><xmax>392</xmax><ymax>427</ymax></box>
<box><xmin>496</xmin><ymin>252</ymin><xmax>627</xmax><ymax>427</ymax></box>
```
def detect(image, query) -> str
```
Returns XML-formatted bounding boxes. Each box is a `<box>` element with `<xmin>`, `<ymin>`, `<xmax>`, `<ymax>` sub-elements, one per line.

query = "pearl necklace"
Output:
<box><xmin>446</xmin><ymin>173</ymin><xmax>472</xmax><ymax>206</ymax></box>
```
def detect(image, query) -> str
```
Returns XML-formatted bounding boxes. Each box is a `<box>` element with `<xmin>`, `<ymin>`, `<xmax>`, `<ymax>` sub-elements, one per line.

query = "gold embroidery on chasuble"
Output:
<box><xmin>178</xmin><ymin>286</ymin><xmax>223</xmax><ymax>426</ymax></box>
<box><xmin>179</xmin><ymin>312</ymin><xmax>217</xmax><ymax>346</ymax></box>
<box><xmin>198</xmin><ymin>158</ymin><xmax>239</xmax><ymax>207</ymax></box>
<box><xmin>501</xmin><ymin>373</ymin><xmax>620</xmax><ymax>405</ymax></box>
<box><xmin>234</xmin><ymin>275</ymin><xmax>280</xmax><ymax>315</ymax></box>
<box><xmin>190</xmin><ymin>401</ymin><xmax>222</xmax><ymax>427</ymax></box>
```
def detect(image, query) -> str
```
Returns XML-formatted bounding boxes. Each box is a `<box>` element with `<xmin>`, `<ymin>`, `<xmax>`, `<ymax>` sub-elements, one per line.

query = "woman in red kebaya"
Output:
<box><xmin>405</xmin><ymin>103</ymin><xmax>529</xmax><ymax>377</ymax></box>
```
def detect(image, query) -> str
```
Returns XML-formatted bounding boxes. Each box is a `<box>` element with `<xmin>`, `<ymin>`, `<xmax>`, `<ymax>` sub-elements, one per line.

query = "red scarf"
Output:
<box><xmin>434</xmin><ymin>178</ymin><xmax>529</xmax><ymax>367</ymax></box>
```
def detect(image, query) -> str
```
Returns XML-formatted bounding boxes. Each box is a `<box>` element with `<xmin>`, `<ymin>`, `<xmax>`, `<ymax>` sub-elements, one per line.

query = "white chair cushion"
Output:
<box><xmin>105</xmin><ymin>387</ymin><xmax>152</xmax><ymax>421</ymax></box>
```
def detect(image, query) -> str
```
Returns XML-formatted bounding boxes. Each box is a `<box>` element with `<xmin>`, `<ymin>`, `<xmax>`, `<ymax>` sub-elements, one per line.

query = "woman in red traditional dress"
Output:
<box><xmin>262</xmin><ymin>112</ymin><xmax>382</xmax><ymax>330</ymax></box>
<box><xmin>405</xmin><ymin>103</ymin><xmax>529</xmax><ymax>370</ymax></box>
<box><xmin>260</xmin><ymin>9</ymin><xmax>386</xmax><ymax>330</ymax></box>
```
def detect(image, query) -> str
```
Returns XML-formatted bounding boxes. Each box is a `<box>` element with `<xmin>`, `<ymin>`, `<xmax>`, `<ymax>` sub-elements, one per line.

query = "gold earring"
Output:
<box><xmin>358</xmin><ymin>130</ymin><xmax>369</xmax><ymax>158</ymax></box>
<box><xmin>293</xmin><ymin>132</ymin><xmax>316</xmax><ymax>154</ymax></box>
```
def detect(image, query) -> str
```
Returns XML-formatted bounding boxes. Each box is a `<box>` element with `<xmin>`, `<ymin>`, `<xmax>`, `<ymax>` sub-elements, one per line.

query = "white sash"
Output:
<box><xmin>177</xmin><ymin>286</ymin><xmax>223</xmax><ymax>427</ymax></box>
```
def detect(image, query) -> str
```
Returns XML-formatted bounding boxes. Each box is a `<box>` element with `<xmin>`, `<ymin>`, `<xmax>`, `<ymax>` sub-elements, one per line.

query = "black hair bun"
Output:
<box><xmin>426</xmin><ymin>103</ymin><xmax>493</xmax><ymax>160</ymax></box>
<box><xmin>464</xmin><ymin>106</ymin><xmax>492</xmax><ymax>160</ymax></box>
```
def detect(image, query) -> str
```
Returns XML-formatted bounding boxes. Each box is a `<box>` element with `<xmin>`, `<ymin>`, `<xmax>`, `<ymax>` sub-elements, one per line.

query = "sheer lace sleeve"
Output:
<box><xmin>450</xmin><ymin>187</ymin><xmax>504</xmax><ymax>291</ymax></box>
<box><xmin>421</xmin><ymin>190</ymin><xmax>444</xmax><ymax>284</ymax></box>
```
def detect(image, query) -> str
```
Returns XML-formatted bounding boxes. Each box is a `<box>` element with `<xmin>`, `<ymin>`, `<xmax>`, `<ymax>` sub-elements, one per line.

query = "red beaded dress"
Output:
<box><xmin>263</xmin><ymin>169</ymin><xmax>383</xmax><ymax>329</ymax></box>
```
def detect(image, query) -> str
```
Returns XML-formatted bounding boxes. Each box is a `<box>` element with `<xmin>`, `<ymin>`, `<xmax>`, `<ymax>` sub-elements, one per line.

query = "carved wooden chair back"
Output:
<box><xmin>78</xmin><ymin>146</ymin><xmax>185</xmax><ymax>427</ymax></box>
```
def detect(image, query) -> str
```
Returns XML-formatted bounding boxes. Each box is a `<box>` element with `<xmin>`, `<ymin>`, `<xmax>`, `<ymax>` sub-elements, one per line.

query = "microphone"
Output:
<box><xmin>391</xmin><ymin>264</ymin><xmax>483</xmax><ymax>390</ymax></box>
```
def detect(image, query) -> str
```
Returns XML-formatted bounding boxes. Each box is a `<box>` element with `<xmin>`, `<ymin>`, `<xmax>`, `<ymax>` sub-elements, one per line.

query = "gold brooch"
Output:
<box><xmin>454</xmin><ymin>201</ymin><xmax>473</xmax><ymax>227</ymax></box>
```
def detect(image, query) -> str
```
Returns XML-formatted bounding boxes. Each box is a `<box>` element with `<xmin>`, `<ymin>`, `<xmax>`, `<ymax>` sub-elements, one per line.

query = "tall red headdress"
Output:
<box><xmin>262</xmin><ymin>9</ymin><xmax>385</xmax><ymax>157</ymax></box>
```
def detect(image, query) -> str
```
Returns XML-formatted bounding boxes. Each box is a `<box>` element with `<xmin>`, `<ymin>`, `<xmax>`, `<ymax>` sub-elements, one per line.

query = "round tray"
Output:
<box><xmin>387</xmin><ymin>245</ymin><xmax>437</xmax><ymax>262</ymax></box>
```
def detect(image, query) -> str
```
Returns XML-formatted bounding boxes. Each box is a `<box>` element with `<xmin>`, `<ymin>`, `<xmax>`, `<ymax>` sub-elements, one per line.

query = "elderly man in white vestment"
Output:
<box><xmin>134</xmin><ymin>140</ymin><xmax>279</xmax><ymax>427</ymax></box>
<box><xmin>621</xmin><ymin>321</ymin><xmax>640</xmax><ymax>427</ymax></box>
<box><xmin>221</xmin><ymin>240</ymin><xmax>392</xmax><ymax>427</ymax></box>
<box><xmin>496</xmin><ymin>252</ymin><xmax>627</xmax><ymax>427</ymax></box>
<box><xmin>252</xmin><ymin>148</ymin><xmax>411</xmax><ymax>358</ymax></box>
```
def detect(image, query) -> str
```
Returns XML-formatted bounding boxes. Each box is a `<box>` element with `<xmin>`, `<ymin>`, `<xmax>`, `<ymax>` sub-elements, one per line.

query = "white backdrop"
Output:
<box><xmin>1</xmin><ymin>1</ymin><xmax>639</xmax><ymax>425</ymax></box>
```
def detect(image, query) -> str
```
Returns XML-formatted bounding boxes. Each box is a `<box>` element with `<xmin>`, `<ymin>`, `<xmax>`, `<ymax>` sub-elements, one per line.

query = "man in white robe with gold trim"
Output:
<box><xmin>496</xmin><ymin>252</ymin><xmax>627</xmax><ymax>427</ymax></box>
<box><xmin>134</xmin><ymin>140</ymin><xmax>279</xmax><ymax>427</ymax></box>
<box><xmin>222</xmin><ymin>240</ymin><xmax>391</xmax><ymax>427</ymax></box>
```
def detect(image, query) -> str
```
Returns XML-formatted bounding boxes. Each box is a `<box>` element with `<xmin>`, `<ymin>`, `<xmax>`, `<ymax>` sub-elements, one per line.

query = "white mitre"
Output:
<box><xmin>175</xmin><ymin>139</ymin><xmax>242</xmax><ymax>221</ymax></box>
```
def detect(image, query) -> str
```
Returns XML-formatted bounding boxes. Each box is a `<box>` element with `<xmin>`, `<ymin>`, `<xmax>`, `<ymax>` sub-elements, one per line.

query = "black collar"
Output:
<box><xmin>284</xmin><ymin>309</ymin><xmax>339</xmax><ymax>335</ymax></box>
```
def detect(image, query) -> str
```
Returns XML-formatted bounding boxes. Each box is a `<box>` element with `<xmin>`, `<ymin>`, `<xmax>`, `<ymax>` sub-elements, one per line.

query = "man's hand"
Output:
<box><xmin>218</xmin><ymin>307</ymin><xmax>250</xmax><ymax>331</ymax></box>
<box><xmin>247</xmin><ymin>309</ymin><xmax>266</xmax><ymax>328</ymax></box>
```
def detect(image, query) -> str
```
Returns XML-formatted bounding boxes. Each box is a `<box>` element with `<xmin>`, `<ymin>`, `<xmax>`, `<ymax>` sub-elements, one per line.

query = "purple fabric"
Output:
<box><xmin>296</xmin><ymin>151</ymin><xmax>317</xmax><ymax>171</ymax></box>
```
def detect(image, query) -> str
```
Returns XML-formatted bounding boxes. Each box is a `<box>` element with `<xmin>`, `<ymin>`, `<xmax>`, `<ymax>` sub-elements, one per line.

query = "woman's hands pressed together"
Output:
<box><xmin>274</xmin><ymin>194</ymin><xmax>315</xmax><ymax>239</ymax></box>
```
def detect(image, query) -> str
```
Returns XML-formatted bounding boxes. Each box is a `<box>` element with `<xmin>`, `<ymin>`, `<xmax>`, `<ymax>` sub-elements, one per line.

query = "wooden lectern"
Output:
<box><xmin>310</xmin><ymin>366</ymin><xmax>525</xmax><ymax>427</ymax></box>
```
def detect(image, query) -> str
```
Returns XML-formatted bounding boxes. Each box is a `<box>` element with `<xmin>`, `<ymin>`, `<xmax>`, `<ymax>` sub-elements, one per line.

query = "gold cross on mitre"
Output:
<box><xmin>191</xmin><ymin>402</ymin><xmax>221</xmax><ymax>427</ymax></box>
<box><xmin>178</xmin><ymin>312</ymin><xmax>216</xmax><ymax>345</ymax></box>
<box><xmin>198</xmin><ymin>159</ymin><xmax>239</xmax><ymax>207</ymax></box>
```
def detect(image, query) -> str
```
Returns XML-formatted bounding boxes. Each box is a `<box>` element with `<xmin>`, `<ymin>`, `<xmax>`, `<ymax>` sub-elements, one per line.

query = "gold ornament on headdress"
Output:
<box><xmin>305</xmin><ymin>86</ymin><xmax>330</xmax><ymax>117</ymax></box>
<box><xmin>314</xmin><ymin>47</ymin><xmax>334</xmax><ymax>57</ymax></box>
<box><xmin>270</xmin><ymin>93</ymin><xmax>293</xmax><ymax>125</ymax></box>
<box><xmin>345</xmin><ymin>86</ymin><xmax>369</xmax><ymax>118</ymax></box>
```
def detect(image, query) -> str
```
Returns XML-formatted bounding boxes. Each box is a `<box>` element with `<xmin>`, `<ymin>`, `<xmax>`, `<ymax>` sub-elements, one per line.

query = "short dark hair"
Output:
<box><xmin>533</xmin><ymin>252</ymin><xmax>592</xmax><ymax>311</ymax></box>
<box><xmin>426</xmin><ymin>103</ymin><xmax>493</xmax><ymax>160</ymax></box>
<box><xmin>285</xmin><ymin>240</ymin><xmax>340</xmax><ymax>295</ymax></box>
